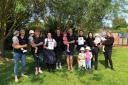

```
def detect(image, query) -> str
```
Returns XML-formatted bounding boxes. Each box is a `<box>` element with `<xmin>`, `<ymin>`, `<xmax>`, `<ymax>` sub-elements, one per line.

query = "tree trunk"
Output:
<box><xmin>0</xmin><ymin>39</ymin><xmax>5</xmax><ymax>57</ymax></box>
<box><xmin>0</xmin><ymin>32</ymin><xmax>5</xmax><ymax>57</ymax></box>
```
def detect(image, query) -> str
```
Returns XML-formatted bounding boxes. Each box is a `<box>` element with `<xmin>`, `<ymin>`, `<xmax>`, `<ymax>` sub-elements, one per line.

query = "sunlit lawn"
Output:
<box><xmin>0</xmin><ymin>47</ymin><xmax>128</xmax><ymax>85</ymax></box>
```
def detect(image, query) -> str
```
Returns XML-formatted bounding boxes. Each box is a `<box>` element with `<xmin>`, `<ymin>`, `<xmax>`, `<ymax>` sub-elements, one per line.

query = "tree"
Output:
<box><xmin>112</xmin><ymin>17</ymin><xmax>127</xmax><ymax>29</ymax></box>
<box><xmin>0</xmin><ymin>0</ymin><xmax>30</xmax><ymax>56</ymax></box>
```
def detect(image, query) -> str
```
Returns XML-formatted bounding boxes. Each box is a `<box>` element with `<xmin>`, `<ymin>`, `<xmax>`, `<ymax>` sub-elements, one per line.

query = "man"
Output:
<box><xmin>31</xmin><ymin>30</ymin><xmax>44</xmax><ymax>75</ymax></box>
<box><xmin>103</xmin><ymin>31</ymin><xmax>114</xmax><ymax>70</ymax></box>
<box><xmin>12</xmin><ymin>30</ymin><xmax>28</xmax><ymax>82</ymax></box>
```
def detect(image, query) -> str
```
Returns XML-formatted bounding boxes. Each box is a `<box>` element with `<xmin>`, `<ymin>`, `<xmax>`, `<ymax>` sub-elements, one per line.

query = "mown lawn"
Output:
<box><xmin>0</xmin><ymin>47</ymin><xmax>128</xmax><ymax>85</ymax></box>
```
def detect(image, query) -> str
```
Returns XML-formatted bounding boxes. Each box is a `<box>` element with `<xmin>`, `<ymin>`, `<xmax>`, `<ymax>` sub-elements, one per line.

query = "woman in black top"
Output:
<box><xmin>54</xmin><ymin>29</ymin><xmax>63</xmax><ymax>69</ymax></box>
<box><xmin>86</xmin><ymin>32</ymin><xmax>95</xmax><ymax>48</ymax></box>
<box><xmin>86</xmin><ymin>32</ymin><xmax>95</xmax><ymax>69</ymax></box>
<box><xmin>103</xmin><ymin>31</ymin><xmax>114</xmax><ymax>70</ymax></box>
<box><xmin>66</xmin><ymin>29</ymin><xmax>75</xmax><ymax>71</ymax></box>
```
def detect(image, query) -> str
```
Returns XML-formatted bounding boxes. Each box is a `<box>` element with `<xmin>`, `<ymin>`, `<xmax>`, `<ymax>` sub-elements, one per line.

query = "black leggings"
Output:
<box><xmin>33</xmin><ymin>53</ymin><xmax>42</xmax><ymax>67</ymax></box>
<box><xmin>46</xmin><ymin>63</ymin><xmax>55</xmax><ymax>72</ymax></box>
<box><xmin>104</xmin><ymin>50</ymin><xmax>113</xmax><ymax>69</ymax></box>
<box><xmin>93</xmin><ymin>46</ymin><xmax>99</xmax><ymax>70</ymax></box>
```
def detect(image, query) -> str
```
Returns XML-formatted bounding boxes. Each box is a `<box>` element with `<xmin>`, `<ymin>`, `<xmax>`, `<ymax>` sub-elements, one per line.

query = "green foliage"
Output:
<box><xmin>112</xmin><ymin>17</ymin><xmax>127</xmax><ymax>29</ymax></box>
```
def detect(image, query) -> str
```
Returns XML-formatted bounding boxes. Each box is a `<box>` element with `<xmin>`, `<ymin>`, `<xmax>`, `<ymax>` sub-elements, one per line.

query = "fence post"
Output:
<box><xmin>122</xmin><ymin>32</ymin><xmax>124</xmax><ymax>46</ymax></box>
<box><xmin>118</xmin><ymin>32</ymin><xmax>120</xmax><ymax>46</ymax></box>
<box><xmin>127</xmin><ymin>33</ymin><xmax>128</xmax><ymax>45</ymax></box>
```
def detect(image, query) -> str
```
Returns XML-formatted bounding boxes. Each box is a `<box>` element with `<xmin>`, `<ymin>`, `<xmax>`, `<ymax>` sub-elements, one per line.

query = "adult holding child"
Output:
<box><xmin>93</xmin><ymin>33</ymin><xmax>101</xmax><ymax>70</ymax></box>
<box><xmin>103</xmin><ymin>31</ymin><xmax>114</xmax><ymax>70</ymax></box>
<box><xmin>12</xmin><ymin>29</ymin><xmax>28</xmax><ymax>82</ymax></box>
<box><xmin>31</xmin><ymin>30</ymin><xmax>44</xmax><ymax>75</ymax></box>
<box><xmin>66</xmin><ymin>28</ymin><xmax>75</xmax><ymax>71</ymax></box>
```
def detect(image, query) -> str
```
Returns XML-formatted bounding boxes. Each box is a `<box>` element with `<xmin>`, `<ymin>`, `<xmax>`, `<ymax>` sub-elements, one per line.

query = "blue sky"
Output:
<box><xmin>104</xmin><ymin>0</ymin><xmax>128</xmax><ymax>27</ymax></box>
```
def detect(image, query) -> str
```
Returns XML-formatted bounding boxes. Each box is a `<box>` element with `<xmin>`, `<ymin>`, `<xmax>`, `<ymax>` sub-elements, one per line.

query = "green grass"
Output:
<box><xmin>0</xmin><ymin>47</ymin><xmax>128</xmax><ymax>85</ymax></box>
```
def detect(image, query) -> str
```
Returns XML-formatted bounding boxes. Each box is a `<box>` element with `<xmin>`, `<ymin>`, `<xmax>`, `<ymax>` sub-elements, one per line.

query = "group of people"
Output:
<box><xmin>12</xmin><ymin>28</ymin><xmax>114</xmax><ymax>82</ymax></box>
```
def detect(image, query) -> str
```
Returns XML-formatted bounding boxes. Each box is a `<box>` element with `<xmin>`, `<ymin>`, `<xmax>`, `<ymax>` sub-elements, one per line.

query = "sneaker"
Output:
<box><xmin>15</xmin><ymin>78</ymin><xmax>18</xmax><ymax>82</ymax></box>
<box><xmin>56</xmin><ymin>63</ymin><xmax>59</xmax><ymax>69</ymax></box>
<box><xmin>39</xmin><ymin>70</ymin><xmax>43</xmax><ymax>74</ymax></box>
<box><xmin>59</xmin><ymin>65</ymin><xmax>62</xmax><ymax>69</ymax></box>
<box><xmin>21</xmin><ymin>74</ymin><xmax>28</xmax><ymax>78</ymax></box>
<box><xmin>67</xmin><ymin>49</ymin><xmax>70</xmax><ymax>52</ymax></box>
<box><xmin>23</xmin><ymin>50</ymin><xmax>27</xmax><ymax>53</ymax></box>
<box><xmin>15</xmin><ymin>76</ymin><xmax>19</xmax><ymax>82</ymax></box>
<box><xmin>35</xmin><ymin>71</ymin><xmax>38</xmax><ymax>75</ymax></box>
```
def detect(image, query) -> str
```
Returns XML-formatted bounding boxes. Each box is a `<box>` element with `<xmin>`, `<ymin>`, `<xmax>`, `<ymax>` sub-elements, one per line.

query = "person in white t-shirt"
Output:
<box><xmin>44</xmin><ymin>32</ymin><xmax>57</xmax><ymax>72</ymax></box>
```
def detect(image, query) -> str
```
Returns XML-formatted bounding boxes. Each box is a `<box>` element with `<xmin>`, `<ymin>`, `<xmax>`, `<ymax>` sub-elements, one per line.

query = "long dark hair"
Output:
<box><xmin>88</xmin><ymin>32</ymin><xmax>94</xmax><ymax>39</ymax></box>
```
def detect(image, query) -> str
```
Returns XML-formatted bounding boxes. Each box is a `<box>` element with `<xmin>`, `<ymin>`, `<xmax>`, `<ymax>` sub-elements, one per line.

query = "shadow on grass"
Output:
<box><xmin>91</xmin><ymin>73</ymin><xmax>103</xmax><ymax>81</ymax></box>
<box><xmin>99</xmin><ymin>60</ymin><xmax>105</xmax><ymax>67</ymax></box>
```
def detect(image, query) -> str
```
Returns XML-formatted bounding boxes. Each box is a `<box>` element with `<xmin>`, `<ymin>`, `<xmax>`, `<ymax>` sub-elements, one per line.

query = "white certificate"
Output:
<box><xmin>78</xmin><ymin>37</ymin><xmax>85</xmax><ymax>45</ymax></box>
<box><xmin>48</xmin><ymin>41</ymin><xmax>54</xmax><ymax>50</ymax></box>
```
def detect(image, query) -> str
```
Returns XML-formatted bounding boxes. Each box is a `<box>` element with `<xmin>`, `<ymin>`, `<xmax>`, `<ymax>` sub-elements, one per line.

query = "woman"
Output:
<box><xmin>86</xmin><ymin>32</ymin><xmax>95</xmax><ymax>68</ymax></box>
<box><xmin>31</xmin><ymin>30</ymin><xmax>44</xmax><ymax>75</ymax></box>
<box><xmin>12</xmin><ymin>30</ymin><xmax>28</xmax><ymax>82</ymax></box>
<box><xmin>76</xmin><ymin>30</ymin><xmax>86</xmax><ymax>51</ymax></box>
<box><xmin>44</xmin><ymin>32</ymin><xmax>57</xmax><ymax>72</ymax></box>
<box><xmin>103</xmin><ymin>31</ymin><xmax>114</xmax><ymax>70</ymax></box>
<box><xmin>66</xmin><ymin>29</ymin><xmax>75</xmax><ymax>71</ymax></box>
<box><xmin>93</xmin><ymin>33</ymin><xmax>101</xmax><ymax>70</ymax></box>
<box><xmin>54</xmin><ymin>29</ymin><xmax>63</xmax><ymax>69</ymax></box>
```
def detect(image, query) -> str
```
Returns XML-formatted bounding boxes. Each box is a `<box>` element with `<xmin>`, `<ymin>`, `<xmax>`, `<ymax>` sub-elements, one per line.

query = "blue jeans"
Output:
<box><xmin>13</xmin><ymin>52</ymin><xmax>26</xmax><ymax>76</ymax></box>
<box><xmin>86</xmin><ymin>61</ymin><xmax>91</xmax><ymax>69</ymax></box>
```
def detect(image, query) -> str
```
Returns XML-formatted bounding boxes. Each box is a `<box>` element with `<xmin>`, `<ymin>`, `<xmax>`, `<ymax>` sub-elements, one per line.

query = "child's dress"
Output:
<box><xmin>78</xmin><ymin>53</ymin><xmax>86</xmax><ymax>68</ymax></box>
<box><xmin>85</xmin><ymin>51</ymin><xmax>92</xmax><ymax>69</ymax></box>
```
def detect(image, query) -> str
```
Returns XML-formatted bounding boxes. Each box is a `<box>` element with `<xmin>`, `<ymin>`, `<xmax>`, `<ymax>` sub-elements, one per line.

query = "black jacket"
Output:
<box><xmin>104</xmin><ymin>36</ymin><xmax>114</xmax><ymax>51</ymax></box>
<box><xmin>86</xmin><ymin>37</ymin><xmax>95</xmax><ymax>48</ymax></box>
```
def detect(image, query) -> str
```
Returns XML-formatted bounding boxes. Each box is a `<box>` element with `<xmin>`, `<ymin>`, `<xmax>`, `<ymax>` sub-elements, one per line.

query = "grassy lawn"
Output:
<box><xmin>0</xmin><ymin>47</ymin><xmax>128</xmax><ymax>85</ymax></box>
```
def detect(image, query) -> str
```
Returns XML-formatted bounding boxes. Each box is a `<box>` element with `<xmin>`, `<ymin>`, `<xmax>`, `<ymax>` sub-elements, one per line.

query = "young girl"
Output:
<box><xmin>78</xmin><ymin>47</ymin><xmax>86</xmax><ymax>69</ymax></box>
<box><xmin>63</xmin><ymin>32</ymin><xmax>70</xmax><ymax>52</ymax></box>
<box><xmin>85</xmin><ymin>46</ymin><xmax>92</xmax><ymax>70</ymax></box>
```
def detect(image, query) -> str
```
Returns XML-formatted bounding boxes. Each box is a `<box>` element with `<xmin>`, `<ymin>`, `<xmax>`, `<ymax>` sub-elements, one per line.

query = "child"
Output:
<box><xmin>63</xmin><ymin>32</ymin><xmax>70</xmax><ymax>52</ymax></box>
<box><xmin>85</xmin><ymin>46</ymin><xmax>92</xmax><ymax>70</ymax></box>
<box><xmin>78</xmin><ymin>47</ymin><xmax>86</xmax><ymax>69</ymax></box>
<box><xmin>28</xmin><ymin>30</ymin><xmax>38</xmax><ymax>53</ymax></box>
<box><xmin>12</xmin><ymin>30</ymin><xmax>27</xmax><ymax>53</ymax></box>
<box><xmin>94</xmin><ymin>33</ymin><xmax>101</xmax><ymax>46</ymax></box>
<box><xmin>101</xmin><ymin>36</ymin><xmax>106</xmax><ymax>52</ymax></box>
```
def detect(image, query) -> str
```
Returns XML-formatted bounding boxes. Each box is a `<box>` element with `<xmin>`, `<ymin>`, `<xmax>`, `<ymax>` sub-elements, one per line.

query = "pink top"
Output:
<box><xmin>63</xmin><ymin>36</ymin><xmax>68</xmax><ymax>45</ymax></box>
<box><xmin>85</xmin><ymin>51</ymin><xmax>92</xmax><ymax>61</ymax></box>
